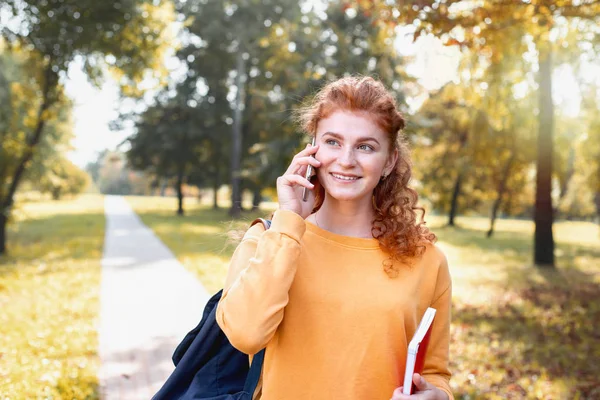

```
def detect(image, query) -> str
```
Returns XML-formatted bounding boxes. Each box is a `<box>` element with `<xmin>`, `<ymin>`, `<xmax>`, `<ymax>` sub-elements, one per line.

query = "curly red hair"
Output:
<box><xmin>296</xmin><ymin>76</ymin><xmax>436</xmax><ymax>276</ymax></box>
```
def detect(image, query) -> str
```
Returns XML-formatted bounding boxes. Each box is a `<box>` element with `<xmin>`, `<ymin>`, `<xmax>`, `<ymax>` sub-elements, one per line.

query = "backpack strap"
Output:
<box><xmin>244</xmin><ymin>348</ymin><xmax>265</xmax><ymax>393</ymax></box>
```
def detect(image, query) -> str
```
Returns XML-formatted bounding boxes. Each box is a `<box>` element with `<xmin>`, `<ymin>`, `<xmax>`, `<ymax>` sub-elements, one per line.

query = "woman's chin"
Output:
<box><xmin>323</xmin><ymin>187</ymin><xmax>373</xmax><ymax>203</ymax></box>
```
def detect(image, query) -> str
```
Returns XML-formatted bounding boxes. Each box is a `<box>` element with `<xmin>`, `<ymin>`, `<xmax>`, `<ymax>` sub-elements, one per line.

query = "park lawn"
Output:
<box><xmin>127</xmin><ymin>196</ymin><xmax>600</xmax><ymax>400</ymax></box>
<box><xmin>125</xmin><ymin>195</ymin><xmax>272</xmax><ymax>295</ymax></box>
<box><xmin>427</xmin><ymin>215</ymin><xmax>600</xmax><ymax>399</ymax></box>
<box><xmin>0</xmin><ymin>194</ymin><xmax>105</xmax><ymax>399</ymax></box>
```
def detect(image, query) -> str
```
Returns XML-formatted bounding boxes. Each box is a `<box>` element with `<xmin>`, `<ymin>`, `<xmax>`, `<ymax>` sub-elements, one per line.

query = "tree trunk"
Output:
<box><xmin>448</xmin><ymin>171</ymin><xmax>463</xmax><ymax>226</ymax></box>
<box><xmin>213</xmin><ymin>183</ymin><xmax>220</xmax><ymax>209</ymax></box>
<box><xmin>252</xmin><ymin>186</ymin><xmax>262</xmax><ymax>211</ymax></box>
<box><xmin>555</xmin><ymin>146</ymin><xmax>575</xmax><ymax>218</ymax></box>
<box><xmin>213</xmin><ymin>155</ymin><xmax>220</xmax><ymax>209</ymax></box>
<box><xmin>488</xmin><ymin>193</ymin><xmax>502</xmax><ymax>238</ymax></box>
<box><xmin>488</xmin><ymin>152</ymin><xmax>515</xmax><ymax>238</ymax></box>
<box><xmin>0</xmin><ymin>213</ymin><xmax>7</xmax><ymax>254</ymax></box>
<box><xmin>534</xmin><ymin>42</ymin><xmax>555</xmax><ymax>267</ymax></box>
<box><xmin>176</xmin><ymin>170</ymin><xmax>184</xmax><ymax>216</ymax></box>
<box><xmin>594</xmin><ymin>191</ymin><xmax>600</xmax><ymax>226</ymax></box>
<box><xmin>447</xmin><ymin>126</ymin><xmax>469</xmax><ymax>227</ymax></box>
<box><xmin>0</xmin><ymin>64</ymin><xmax>56</xmax><ymax>255</ymax></box>
<box><xmin>230</xmin><ymin>48</ymin><xmax>245</xmax><ymax>218</ymax></box>
<box><xmin>559</xmin><ymin>146</ymin><xmax>575</xmax><ymax>201</ymax></box>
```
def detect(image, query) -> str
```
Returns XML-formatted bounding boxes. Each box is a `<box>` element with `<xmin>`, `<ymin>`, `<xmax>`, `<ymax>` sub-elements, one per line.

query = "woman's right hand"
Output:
<box><xmin>276</xmin><ymin>142</ymin><xmax>321</xmax><ymax>219</ymax></box>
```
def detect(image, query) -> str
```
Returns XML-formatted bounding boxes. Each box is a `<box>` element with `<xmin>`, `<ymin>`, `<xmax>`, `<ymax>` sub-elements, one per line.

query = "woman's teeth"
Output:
<box><xmin>331</xmin><ymin>173</ymin><xmax>358</xmax><ymax>181</ymax></box>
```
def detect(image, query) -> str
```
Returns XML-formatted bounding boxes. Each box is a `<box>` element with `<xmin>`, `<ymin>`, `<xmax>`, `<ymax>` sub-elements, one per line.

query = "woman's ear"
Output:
<box><xmin>384</xmin><ymin>148</ymin><xmax>399</xmax><ymax>176</ymax></box>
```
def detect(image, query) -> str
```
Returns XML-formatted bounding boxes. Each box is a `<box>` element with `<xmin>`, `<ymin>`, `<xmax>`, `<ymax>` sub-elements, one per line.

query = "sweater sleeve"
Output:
<box><xmin>216</xmin><ymin>209</ymin><xmax>306</xmax><ymax>355</ymax></box>
<box><xmin>422</xmin><ymin>250</ymin><xmax>454</xmax><ymax>400</ymax></box>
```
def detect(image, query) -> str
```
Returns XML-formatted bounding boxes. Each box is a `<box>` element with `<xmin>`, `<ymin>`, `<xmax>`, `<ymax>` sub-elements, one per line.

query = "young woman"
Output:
<box><xmin>216</xmin><ymin>77</ymin><xmax>452</xmax><ymax>400</ymax></box>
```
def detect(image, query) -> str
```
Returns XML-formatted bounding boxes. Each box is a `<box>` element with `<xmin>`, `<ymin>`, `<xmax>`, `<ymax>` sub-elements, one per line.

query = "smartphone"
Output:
<box><xmin>302</xmin><ymin>137</ymin><xmax>317</xmax><ymax>202</ymax></box>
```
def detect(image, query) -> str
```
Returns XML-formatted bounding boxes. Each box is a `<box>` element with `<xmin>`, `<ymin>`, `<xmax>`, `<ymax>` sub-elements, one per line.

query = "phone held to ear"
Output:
<box><xmin>302</xmin><ymin>137</ymin><xmax>317</xmax><ymax>202</ymax></box>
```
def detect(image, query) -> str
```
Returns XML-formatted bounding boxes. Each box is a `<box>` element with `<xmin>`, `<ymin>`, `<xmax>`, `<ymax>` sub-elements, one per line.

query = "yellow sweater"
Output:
<box><xmin>216</xmin><ymin>210</ymin><xmax>453</xmax><ymax>400</ymax></box>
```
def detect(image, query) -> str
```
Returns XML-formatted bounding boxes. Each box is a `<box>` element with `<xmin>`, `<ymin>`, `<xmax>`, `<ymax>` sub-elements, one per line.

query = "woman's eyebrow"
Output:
<box><xmin>322</xmin><ymin>131</ymin><xmax>381</xmax><ymax>145</ymax></box>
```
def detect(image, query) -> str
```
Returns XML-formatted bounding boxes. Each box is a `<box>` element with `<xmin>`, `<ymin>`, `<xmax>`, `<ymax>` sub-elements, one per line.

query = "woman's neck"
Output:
<box><xmin>315</xmin><ymin>197</ymin><xmax>375</xmax><ymax>238</ymax></box>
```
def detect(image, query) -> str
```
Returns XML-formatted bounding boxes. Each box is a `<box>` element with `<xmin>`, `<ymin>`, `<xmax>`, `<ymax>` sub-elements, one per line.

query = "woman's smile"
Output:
<box><xmin>330</xmin><ymin>172</ymin><xmax>361</xmax><ymax>182</ymax></box>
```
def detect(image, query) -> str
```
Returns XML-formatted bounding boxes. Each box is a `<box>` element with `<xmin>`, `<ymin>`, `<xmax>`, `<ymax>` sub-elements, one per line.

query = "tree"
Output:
<box><xmin>177</xmin><ymin>38</ymin><xmax>234</xmax><ymax>210</ymax></box>
<box><xmin>234</xmin><ymin>1</ymin><xmax>413</xmax><ymax>211</ymax></box>
<box><xmin>0</xmin><ymin>0</ymin><xmax>177</xmax><ymax>253</ymax></box>
<box><xmin>579</xmin><ymin>84</ymin><xmax>600</xmax><ymax>223</ymax></box>
<box><xmin>166</xmin><ymin>0</ymin><xmax>412</xmax><ymax>217</ymax></box>
<box><xmin>413</xmin><ymin>80</ymin><xmax>492</xmax><ymax>226</ymax></box>
<box><xmin>483</xmin><ymin>91</ymin><xmax>537</xmax><ymax>237</ymax></box>
<box><xmin>474</xmin><ymin>43</ymin><xmax>537</xmax><ymax>236</ymax></box>
<box><xmin>179</xmin><ymin>0</ymin><xmax>302</xmax><ymax>218</ymax></box>
<box><xmin>553</xmin><ymin>112</ymin><xmax>585</xmax><ymax>217</ymax></box>
<box><xmin>0</xmin><ymin>44</ymin><xmax>73</xmax><ymax>250</ymax></box>
<box><xmin>36</xmin><ymin>157</ymin><xmax>90</xmax><ymax>200</ymax></box>
<box><xmin>372</xmin><ymin>0</ymin><xmax>600</xmax><ymax>267</ymax></box>
<box><xmin>127</xmin><ymin>96</ymin><xmax>208</xmax><ymax>215</ymax></box>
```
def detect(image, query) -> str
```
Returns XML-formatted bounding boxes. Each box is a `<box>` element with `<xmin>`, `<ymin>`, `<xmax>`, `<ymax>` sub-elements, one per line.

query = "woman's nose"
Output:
<box><xmin>337</xmin><ymin>147</ymin><xmax>356</xmax><ymax>167</ymax></box>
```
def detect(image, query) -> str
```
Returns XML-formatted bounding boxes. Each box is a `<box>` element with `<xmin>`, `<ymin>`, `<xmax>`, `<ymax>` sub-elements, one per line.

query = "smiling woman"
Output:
<box><xmin>297</xmin><ymin>77</ymin><xmax>436</xmax><ymax>264</ymax></box>
<box><xmin>214</xmin><ymin>77</ymin><xmax>454</xmax><ymax>400</ymax></box>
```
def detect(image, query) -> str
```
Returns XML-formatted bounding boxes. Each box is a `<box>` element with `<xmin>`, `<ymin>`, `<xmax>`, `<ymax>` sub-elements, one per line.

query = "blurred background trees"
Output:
<box><xmin>1</xmin><ymin>0</ymin><xmax>599</xmax><ymax>268</ymax></box>
<box><xmin>0</xmin><ymin>0</ymin><xmax>177</xmax><ymax>253</ymax></box>
<box><xmin>371</xmin><ymin>0</ymin><xmax>600</xmax><ymax>265</ymax></box>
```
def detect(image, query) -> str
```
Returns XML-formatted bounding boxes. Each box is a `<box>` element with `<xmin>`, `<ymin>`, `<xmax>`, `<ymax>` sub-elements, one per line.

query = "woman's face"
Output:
<box><xmin>314</xmin><ymin>110</ymin><xmax>397</xmax><ymax>204</ymax></box>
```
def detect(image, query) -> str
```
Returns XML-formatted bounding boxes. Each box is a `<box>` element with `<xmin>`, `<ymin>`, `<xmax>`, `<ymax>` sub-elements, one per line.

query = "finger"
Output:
<box><xmin>307</xmin><ymin>142</ymin><xmax>319</xmax><ymax>154</ymax></box>
<box><xmin>287</xmin><ymin>143</ymin><xmax>320</xmax><ymax>175</ymax></box>
<box><xmin>278</xmin><ymin>174</ymin><xmax>314</xmax><ymax>190</ymax></box>
<box><xmin>412</xmin><ymin>373</ymin><xmax>433</xmax><ymax>392</ymax></box>
<box><xmin>293</xmin><ymin>143</ymin><xmax>319</xmax><ymax>159</ymax></box>
<box><xmin>390</xmin><ymin>386</ymin><xmax>410</xmax><ymax>400</ymax></box>
<box><xmin>293</xmin><ymin>163</ymin><xmax>309</xmax><ymax>180</ymax></box>
<box><xmin>295</xmin><ymin>156</ymin><xmax>321</xmax><ymax>169</ymax></box>
<box><xmin>286</xmin><ymin>155</ymin><xmax>321</xmax><ymax>175</ymax></box>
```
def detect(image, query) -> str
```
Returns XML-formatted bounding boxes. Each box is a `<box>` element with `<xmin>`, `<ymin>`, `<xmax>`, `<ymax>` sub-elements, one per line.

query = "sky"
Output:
<box><xmin>64</xmin><ymin>60</ymin><xmax>125</xmax><ymax>168</ymax></box>
<box><xmin>64</xmin><ymin>27</ymin><xmax>586</xmax><ymax>168</ymax></box>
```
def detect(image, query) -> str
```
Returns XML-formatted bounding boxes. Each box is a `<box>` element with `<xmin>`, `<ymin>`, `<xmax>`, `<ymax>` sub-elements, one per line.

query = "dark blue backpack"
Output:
<box><xmin>152</xmin><ymin>219</ymin><xmax>270</xmax><ymax>400</ymax></box>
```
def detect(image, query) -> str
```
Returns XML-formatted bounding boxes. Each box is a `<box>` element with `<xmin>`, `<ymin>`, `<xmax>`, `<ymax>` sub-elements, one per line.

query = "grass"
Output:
<box><xmin>4</xmin><ymin>193</ymin><xmax>595</xmax><ymax>399</ymax></box>
<box><xmin>0</xmin><ymin>194</ymin><xmax>105</xmax><ymax>399</ymax></box>
<box><xmin>125</xmin><ymin>195</ymin><xmax>273</xmax><ymax>294</ymax></box>
<box><xmin>426</xmin><ymin>215</ymin><xmax>600</xmax><ymax>399</ymax></box>
<box><xmin>128</xmin><ymin>195</ymin><xmax>600</xmax><ymax>400</ymax></box>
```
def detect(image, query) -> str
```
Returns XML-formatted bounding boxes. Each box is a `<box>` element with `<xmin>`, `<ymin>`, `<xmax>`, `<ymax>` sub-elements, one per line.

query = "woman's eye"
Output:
<box><xmin>358</xmin><ymin>144</ymin><xmax>374</xmax><ymax>151</ymax></box>
<box><xmin>325</xmin><ymin>139</ymin><xmax>339</xmax><ymax>146</ymax></box>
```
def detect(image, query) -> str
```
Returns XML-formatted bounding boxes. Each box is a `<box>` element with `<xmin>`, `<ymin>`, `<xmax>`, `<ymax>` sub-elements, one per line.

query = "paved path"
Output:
<box><xmin>99</xmin><ymin>196</ymin><xmax>210</xmax><ymax>399</ymax></box>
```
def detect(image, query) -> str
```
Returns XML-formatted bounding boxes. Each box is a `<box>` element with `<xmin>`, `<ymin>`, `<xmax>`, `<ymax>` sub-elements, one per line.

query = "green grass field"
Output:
<box><xmin>1</xmin><ymin>194</ymin><xmax>598</xmax><ymax>399</ymax></box>
<box><xmin>125</xmin><ymin>195</ymin><xmax>271</xmax><ymax>294</ymax></box>
<box><xmin>426</xmin><ymin>216</ymin><xmax>600</xmax><ymax>399</ymax></box>
<box><xmin>128</xmin><ymin>196</ymin><xmax>600</xmax><ymax>400</ymax></box>
<box><xmin>0</xmin><ymin>194</ymin><xmax>105</xmax><ymax>399</ymax></box>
